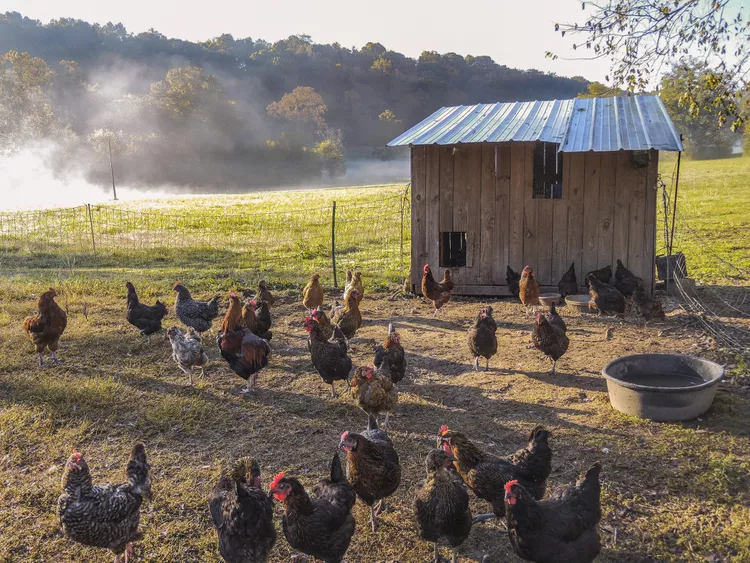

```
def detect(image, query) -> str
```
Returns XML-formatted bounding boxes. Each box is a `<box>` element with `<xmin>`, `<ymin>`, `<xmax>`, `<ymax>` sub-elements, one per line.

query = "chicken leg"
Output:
<box><xmin>37</xmin><ymin>352</ymin><xmax>44</xmax><ymax>366</ymax></box>
<box><xmin>549</xmin><ymin>359</ymin><xmax>558</xmax><ymax>376</ymax></box>
<box><xmin>51</xmin><ymin>351</ymin><xmax>60</xmax><ymax>364</ymax></box>
<box><xmin>451</xmin><ymin>547</ymin><xmax>459</xmax><ymax>563</ymax></box>
<box><xmin>485</xmin><ymin>357</ymin><xmax>490</xmax><ymax>371</ymax></box>
<box><xmin>330</xmin><ymin>382</ymin><xmax>337</xmax><ymax>398</ymax></box>
<box><xmin>473</xmin><ymin>356</ymin><xmax>479</xmax><ymax>371</ymax></box>
<box><xmin>383</xmin><ymin>412</ymin><xmax>390</xmax><ymax>429</ymax></box>
<box><xmin>369</xmin><ymin>505</ymin><xmax>378</xmax><ymax>532</ymax></box>
<box><xmin>433</xmin><ymin>543</ymin><xmax>442</xmax><ymax>563</ymax></box>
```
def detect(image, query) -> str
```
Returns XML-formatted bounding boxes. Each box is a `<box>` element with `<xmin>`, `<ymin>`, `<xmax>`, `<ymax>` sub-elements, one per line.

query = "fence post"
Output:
<box><xmin>331</xmin><ymin>200</ymin><xmax>338</xmax><ymax>288</ymax></box>
<box><xmin>87</xmin><ymin>204</ymin><xmax>97</xmax><ymax>259</ymax></box>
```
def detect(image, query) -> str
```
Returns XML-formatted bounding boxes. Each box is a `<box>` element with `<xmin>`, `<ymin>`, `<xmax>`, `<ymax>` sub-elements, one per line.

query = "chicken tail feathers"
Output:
<box><xmin>330</xmin><ymin>451</ymin><xmax>345</xmax><ymax>484</ymax></box>
<box><xmin>585</xmin><ymin>460</ymin><xmax>602</xmax><ymax>483</ymax></box>
<box><xmin>367</xmin><ymin>413</ymin><xmax>378</xmax><ymax>432</ymax></box>
<box><xmin>373</xmin><ymin>345</ymin><xmax>385</xmax><ymax>369</ymax></box>
<box><xmin>126</xmin><ymin>443</ymin><xmax>151</xmax><ymax>499</ymax></box>
<box><xmin>528</xmin><ymin>425</ymin><xmax>550</xmax><ymax>446</ymax></box>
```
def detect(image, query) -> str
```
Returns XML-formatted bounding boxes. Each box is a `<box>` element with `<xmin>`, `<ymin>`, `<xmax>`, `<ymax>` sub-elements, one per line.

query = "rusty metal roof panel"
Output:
<box><xmin>387</xmin><ymin>95</ymin><xmax>683</xmax><ymax>152</ymax></box>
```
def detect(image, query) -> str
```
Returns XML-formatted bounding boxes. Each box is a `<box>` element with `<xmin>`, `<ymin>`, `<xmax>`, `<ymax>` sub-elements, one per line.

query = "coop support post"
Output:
<box><xmin>667</xmin><ymin>139</ymin><xmax>683</xmax><ymax>293</ymax></box>
<box><xmin>87</xmin><ymin>204</ymin><xmax>97</xmax><ymax>258</ymax></box>
<box><xmin>108</xmin><ymin>138</ymin><xmax>117</xmax><ymax>201</ymax></box>
<box><xmin>331</xmin><ymin>200</ymin><xmax>338</xmax><ymax>288</ymax></box>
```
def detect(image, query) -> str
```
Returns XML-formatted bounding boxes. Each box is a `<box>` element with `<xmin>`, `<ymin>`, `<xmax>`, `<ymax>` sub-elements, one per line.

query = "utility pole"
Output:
<box><xmin>108</xmin><ymin>138</ymin><xmax>118</xmax><ymax>201</ymax></box>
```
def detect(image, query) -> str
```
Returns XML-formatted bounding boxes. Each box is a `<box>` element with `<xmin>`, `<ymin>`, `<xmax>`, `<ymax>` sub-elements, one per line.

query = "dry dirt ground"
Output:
<box><xmin>1</xmin><ymin>288</ymin><xmax>748</xmax><ymax>562</ymax></box>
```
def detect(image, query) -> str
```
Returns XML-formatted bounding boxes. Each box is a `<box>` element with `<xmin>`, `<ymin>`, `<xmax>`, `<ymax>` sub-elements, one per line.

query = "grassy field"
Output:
<box><xmin>0</xmin><ymin>157</ymin><xmax>749</xmax><ymax>562</ymax></box>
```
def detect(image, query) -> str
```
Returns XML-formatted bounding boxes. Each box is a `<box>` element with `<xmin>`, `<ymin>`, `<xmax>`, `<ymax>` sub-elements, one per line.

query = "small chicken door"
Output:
<box><xmin>439</xmin><ymin>232</ymin><xmax>467</xmax><ymax>268</ymax></box>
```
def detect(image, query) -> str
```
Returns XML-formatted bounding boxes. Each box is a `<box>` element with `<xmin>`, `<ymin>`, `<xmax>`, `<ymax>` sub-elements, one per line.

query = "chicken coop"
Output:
<box><xmin>388</xmin><ymin>95</ymin><xmax>683</xmax><ymax>296</ymax></box>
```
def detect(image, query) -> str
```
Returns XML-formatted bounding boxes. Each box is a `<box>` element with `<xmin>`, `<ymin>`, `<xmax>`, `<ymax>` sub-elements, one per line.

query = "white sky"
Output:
<box><xmin>0</xmin><ymin>0</ymin><xmax>614</xmax><ymax>81</ymax></box>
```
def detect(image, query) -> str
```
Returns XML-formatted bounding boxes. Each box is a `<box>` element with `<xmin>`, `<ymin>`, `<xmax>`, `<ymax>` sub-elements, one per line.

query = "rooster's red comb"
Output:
<box><xmin>504</xmin><ymin>480</ymin><xmax>519</xmax><ymax>494</ymax></box>
<box><xmin>439</xmin><ymin>425</ymin><xmax>449</xmax><ymax>436</ymax></box>
<box><xmin>71</xmin><ymin>449</ymin><xmax>82</xmax><ymax>462</ymax></box>
<box><xmin>269</xmin><ymin>472</ymin><xmax>285</xmax><ymax>491</ymax></box>
<box><xmin>340</xmin><ymin>431</ymin><xmax>350</xmax><ymax>442</ymax></box>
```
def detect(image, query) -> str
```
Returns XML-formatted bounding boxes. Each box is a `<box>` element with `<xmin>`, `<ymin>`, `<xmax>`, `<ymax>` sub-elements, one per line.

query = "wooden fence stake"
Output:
<box><xmin>87</xmin><ymin>204</ymin><xmax>97</xmax><ymax>258</ymax></box>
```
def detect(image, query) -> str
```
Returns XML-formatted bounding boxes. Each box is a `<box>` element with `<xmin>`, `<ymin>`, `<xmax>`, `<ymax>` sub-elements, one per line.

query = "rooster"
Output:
<box><xmin>340</xmin><ymin>414</ymin><xmax>401</xmax><ymax>532</ymax></box>
<box><xmin>584</xmin><ymin>265</ymin><xmax>612</xmax><ymax>288</ymax></box>
<box><xmin>586</xmin><ymin>274</ymin><xmax>625</xmax><ymax>316</ymax></box>
<box><xmin>332</xmin><ymin>289</ymin><xmax>362</xmax><ymax>340</ymax></box>
<box><xmin>269</xmin><ymin>453</ymin><xmax>356</xmax><ymax>563</ymax></box>
<box><xmin>305</xmin><ymin>316</ymin><xmax>352</xmax><ymax>397</ymax></box>
<box><xmin>614</xmin><ymin>259</ymin><xmax>642</xmax><ymax>297</ymax></box>
<box><xmin>422</xmin><ymin>264</ymin><xmax>454</xmax><ymax>317</ymax></box>
<box><xmin>504</xmin><ymin>462</ymin><xmax>602</xmax><ymax>563</ymax></box>
<box><xmin>208</xmin><ymin>457</ymin><xmax>276</xmax><ymax>563</ymax></box>
<box><xmin>257</xmin><ymin>280</ymin><xmax>274</xmax><ymax>308</ymax></box>
<box><xmin>167</xmin><ymin>326</ymin><xmax>208</xmax><ymax>385</ymax></box>
<box><xmin>125</xmin><ymin>282</ymin><xmax>167</xmax><ymax>342</ymax></box>
<box><xmin>519</xmin><ymin>266</ymin><xmax>541</xmax><ymax>316</ymax></box>
<box><xmin>24</xmin><ymin>287</ymin><xmax>67</xmax><ymax>366</ymax></box>
<box><xmin>302</xmin><ymin>274</ymin><xmax>324</xmax><ymax>312</ymax></box>
<box><xmin>506</xmin><ymin>266</ymin><xmax>521</xmax><ymax>300</ymax></box>
<box><xmin>373</xmin><ymin>323</ymin><xmax>406</xmax><ymax>384</ymax></box>
<box><xmin>467</xmin><ymin>306</ymin><xmax>498</xmax><ymax>371</ymax></box>
<box><xmin>173</xmin><ymin>283</ymin><xmax>220</xmax><ymax>333</ymax></box>
<box><xmin>58</xmin><ymin>444</ymin><xmax>151</xmax><ymax>563</ymax></box>
<box><xmin>438</xmin><ymin>425</ymin><xmax>552</xmax><ymax>524</ymax></box>
<box><xmin>344</xmin><ymin>271</ymin><xmax>364</xmax><ymax>305</ymax></box>
<box><xmin>242</xmin><ymin>299</ymin><xmax>272</xmax><ymax>341</ymax></box>
<box><xmin>557</xmin><ymin>262</ymin><xmax>578</xmax><ymax>297</ymax></box>
<box><xmin>414</xmin><ymin>450</ymin><xmax>472</xmax><ymax>563</ymax></box>
<box><xmin>532</xmin><ymin>313</ymin><xmax>569</xmax><ymax>375</ymax></box>
<box><xmin>350</xmin><ymin>365</ymin><xmax>397</xmax><ymax>428</ymax></box>
<box><xmin>217</xmin><ymin>293</ymin><xmax>271</xmax><ymax>393</ymax></box>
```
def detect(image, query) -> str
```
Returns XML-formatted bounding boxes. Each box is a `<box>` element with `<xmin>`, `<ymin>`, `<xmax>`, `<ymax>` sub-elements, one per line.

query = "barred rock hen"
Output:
<box><xmin>547</xmin><ymin>303</ymin><xmax>567</xmax><ymax>333</ymax></box>
<box><xmin>242</xmin><ymin>299</ymin><xmax>272</xmax><ymax>341</ymax></box>
<box><xmin>506</xmin><ymin>266</ymin><xmax>521</xmax><ymax>300</ymax></box>
<box><xmin>439</xmin><ymin>425</ymin><xmax>552</xmax><ymax>524</ymax></box>
<box><xmin>173</xmin><ymin>283</ymin><xmax>220</xmax><ymax>333</ymax></box>
<box><xmin>257</xmin><ymin>280</ymin><xmax>274</xmax><ymax>308</ymax></box>
<box><xmin>520</xmin><ymin>266</ymin><xmax>541</xmax><ymax>316</ymax></box>
<box><xmin>302</xmin><ymin>274</ymin><xmax>324</xmax><ymax>311</ymax></box>
<box><xmin>614</xmin><ymin>259</ymin><xmax>642</xmax><ymax>297</ymax></box>
<box><xmin>504</xmin><ymin>462</ymin><xmax>602</xmax><ymax>563</ymax></box>
<box><xmin>467</xmin><ymin>306</ymin><xmax>498</xmax><ymax>371</ymax></box>
<box><xmin>557</xmin><ymin>262</ymin><xmax>578</xmax><ymax>297</ymax></box>
<box><xmin>532</xmin><ymin>313</ymin><xmax>569</xmax><ymax>375</ymax></box>
<box><xmin>24</xmin><ymin>287</ymin><xmax>67</xmax><ymax>366</ymax></box>
<box><xmin>217</xmin><ymin>293</ymin><xmax>271</xmax><ymax>393</ymax></box>
<box><xmin>344</xmin><ymin>271</ymin><xmax>364</xmax><ymax>304</ymax></box>
<box><xmin>586</xmin><ymin>274</ymin><xmax>625</xmax><ymax>316</ymax></box>
<box><xmin>414</xmin><ymin>450</ymin><xmax>472</xmax><ymax>563</ymax></box>
<box><xmin>208</xmin><ymin>457</ymin><xmax>276</xmax><ymax>563</ymax></box>
<box><xmin>340</xmin><ymin>414</ymin><xmax>401</xmax><ymax>532</ymax></box>
<box><xmin>270</xmin><ymin>453</ymin><xmax>356</xmax><ymax>563</ymax></box>
<box><xmin>633</xmin><ymin>281</ymin><xmax>665</xmax><ymax>320</ymax></box>
<box><xmin>350</xmin><ymin>365</ymin><xmax>397</xmax><ymax>428</ymax></box>
<box><xmin>332</xmin><ymin>289</ymin><xmax>362</xmax><ymax>340</ymax></box>
<box><xmin>422</xmin><ymin>264</ymin><xmax>454</xmax><ymax>316</ymax></box>
<box><xmin>167</xmin><ymin>326</ymin><xmax>208</xmax><ymax>385</ymax></box>
<box><xmin>125</xmin><ymin>282</ymin><xmax>167</xmax><ymax>342</ymax></box>
<box><xmin>373</xmin><ymin>323</ymin><xmax>406</xmax><ymax>384</ymax></box>
<box><xmin>58</xmin><ymin>443</ymin><xmax>151</xmax><ymax>563</ymax></box>
<box><xmin>305</xmin><ymin>316</ymin><xmax>352</xmax><ymax>397</ymax></box>
<box><xmin>584</xmin><ymin>265</ymin><xmax>612</xmax><ymax>288</ymax></box>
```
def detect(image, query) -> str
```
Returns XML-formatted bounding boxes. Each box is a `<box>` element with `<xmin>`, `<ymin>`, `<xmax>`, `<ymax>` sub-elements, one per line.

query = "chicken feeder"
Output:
<box><xmin>602</xmin><ymin>353</ymin><xmax>724</xmax><ymax>421</ymax></box>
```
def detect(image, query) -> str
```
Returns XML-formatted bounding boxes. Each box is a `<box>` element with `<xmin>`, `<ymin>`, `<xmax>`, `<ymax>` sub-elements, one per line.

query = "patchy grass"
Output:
<box><xmin>0</xmin><ymin>273</ymin><xmax>749</xmax><ymax>562</ymax></box>
<box><xmin>658</xmin><ymin>154</ymin><xmax>750</xmax><ymax>283</ymax></box>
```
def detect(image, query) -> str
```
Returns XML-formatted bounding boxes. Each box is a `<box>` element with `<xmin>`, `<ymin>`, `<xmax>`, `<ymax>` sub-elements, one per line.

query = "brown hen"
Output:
<box><xmin>24</xmin><ymin>287</ymin><xmax>67</xmax><ymax>366</ymax></box>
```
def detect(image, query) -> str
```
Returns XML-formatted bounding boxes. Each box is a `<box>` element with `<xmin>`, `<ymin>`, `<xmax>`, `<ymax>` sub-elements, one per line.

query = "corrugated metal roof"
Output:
<box><xmin>387</xmin><ymin>95</ymin><xmax>683</xmax><ymax>152</ymax></box>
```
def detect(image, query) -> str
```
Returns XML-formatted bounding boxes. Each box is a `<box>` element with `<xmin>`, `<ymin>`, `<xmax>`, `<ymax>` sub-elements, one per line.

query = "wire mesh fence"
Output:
<box><xmin>0</xmin><ymin>186</ymin><xmax>412</xmax><ymax>288</ymax></box>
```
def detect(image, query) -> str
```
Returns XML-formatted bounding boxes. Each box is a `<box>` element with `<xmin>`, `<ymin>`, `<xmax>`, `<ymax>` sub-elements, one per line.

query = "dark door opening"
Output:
<box><xmin>440</xmin><ymin>232</ymin><xmax>467</xmax><ymax>267</ymax></box>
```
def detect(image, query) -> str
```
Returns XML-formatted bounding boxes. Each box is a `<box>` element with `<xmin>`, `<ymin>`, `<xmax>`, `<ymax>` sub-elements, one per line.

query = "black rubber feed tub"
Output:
<box><xmin>602</xmin><ymin>353</ymin><xmax>724</xmax><ymax>421</ymax></box>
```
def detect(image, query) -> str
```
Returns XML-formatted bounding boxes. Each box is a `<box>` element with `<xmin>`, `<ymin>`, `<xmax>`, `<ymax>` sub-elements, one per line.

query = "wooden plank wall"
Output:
<box><xmin>411</xmin><ymin>144</ymin><xmax>658</xmax><ymax>294</ymax></box>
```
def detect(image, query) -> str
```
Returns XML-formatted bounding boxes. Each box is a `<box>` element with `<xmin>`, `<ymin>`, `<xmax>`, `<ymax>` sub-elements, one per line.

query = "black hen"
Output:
<box><xmin>586</xmin><ymin>274</ymin><xmax>625</xmax><ymax>316</ymax></box>
<box><xmin>504</xmin><ymin>462</ymin><xmax>602</xmax><ymax>563</ymax></box>
<box><xmin>467</xmin><ymin>306</ymin><xmax>498</xmax><ymax>371</ymax></box>
<box><xmin>373</xmin><ymin>323</ymin><xmax>406</xmax><ymax>384</ymax></box>
<box><xmin>173</xmin><ymin>283</ymin><xmax>220</xmax><ymax>333</ymax></box>
<box><xmin>209</xmin><ymin>457</ymin><xmax>276</xmax><ymax>563</ymax></box>
<box><xmin>126</xmin><ymin>282</ymin><xmax>167</xmax><ymax>340</ymax></box>
<box><xmin>614</xmin><ymin>259</ymin><xmax>642</xmax><ymax>297</ymax></box>
<box><xmin>414</xmin><ymin>450</ymin><xmax>472</xmax><ymax>563</ymax></box>
<box><xmin>584</xmin><ymin>265</ymin><xmax>612</xmax><ymax>288</ymax></box>
<box><xmin>557</xmin><ymin>262</ymin><xmax>578</xmax><ymax>297</ymax></box>
<box><xmin>58</xmin><ymin>444</ymin><xmax>151</xmax><ymax>563</ymax></box>
<box><xmin>547</xmin><ymin>303</ymin><xmax>567</xmax><ymax>333</ymax></box>
<box><xmin>270</xmin><ymin>453</ymin><xmax>356</xmax><ymax>563</ymax></box>
<box><xmin>506</xmin><ymin>266</ymin><xmax>521</xmax><ymax>300</ymax></box>
<box><xmin>305</xmin><ymin>316</ymin><xmax>352</xmax><ymax>397</ymax></box>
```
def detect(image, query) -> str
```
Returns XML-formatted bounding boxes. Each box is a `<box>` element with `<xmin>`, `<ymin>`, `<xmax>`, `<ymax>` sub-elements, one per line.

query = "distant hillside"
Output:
<box><xmin>0</xmin><ymin>11</ymin><xmax>588</xmax><ymax>188</ymax></box>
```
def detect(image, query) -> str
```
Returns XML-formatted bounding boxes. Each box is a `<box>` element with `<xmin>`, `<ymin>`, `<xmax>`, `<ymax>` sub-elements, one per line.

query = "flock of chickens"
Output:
<box><xmin>20</xmin><ymin>260</ymin><xmax>667</xmax><ymax>563</ymax></box>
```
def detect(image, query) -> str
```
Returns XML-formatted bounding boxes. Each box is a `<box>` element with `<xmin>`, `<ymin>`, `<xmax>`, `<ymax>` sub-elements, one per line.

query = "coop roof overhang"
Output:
<box><xmin>387</xmin><ymin>95</ymin><xmax>683</xmax><ymax>153</ymax></box>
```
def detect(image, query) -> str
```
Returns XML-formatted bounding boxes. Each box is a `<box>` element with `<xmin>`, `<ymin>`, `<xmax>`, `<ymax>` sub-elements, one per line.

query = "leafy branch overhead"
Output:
<box><xmin>550</xmin><ymin>0</ymin><xmax>750</xmax><ymax>130</ymax></box>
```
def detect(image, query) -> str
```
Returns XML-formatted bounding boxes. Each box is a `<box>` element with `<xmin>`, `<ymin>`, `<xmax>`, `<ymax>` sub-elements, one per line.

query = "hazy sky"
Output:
<box><xmin>2</xmin><ymin>0</ymin><xmax>614</xmax><ymax>81</ymax></box>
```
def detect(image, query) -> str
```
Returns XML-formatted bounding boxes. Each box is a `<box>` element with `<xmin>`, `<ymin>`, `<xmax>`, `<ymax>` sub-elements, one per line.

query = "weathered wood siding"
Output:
<box><xmin>411</xmin><ymin>144</ymin><xmax>658</xmax><ymax>295</ymax></box>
